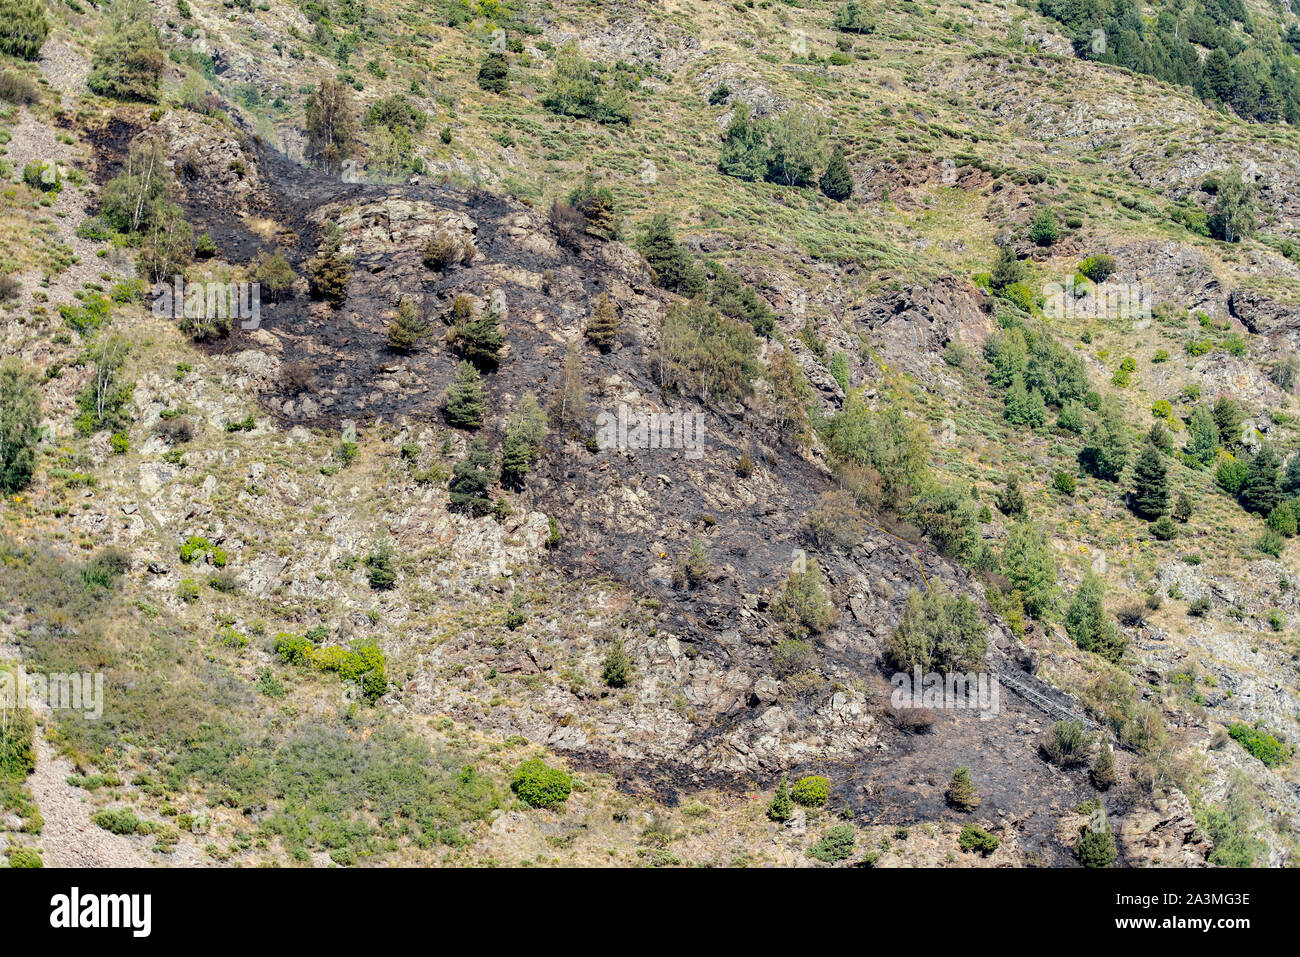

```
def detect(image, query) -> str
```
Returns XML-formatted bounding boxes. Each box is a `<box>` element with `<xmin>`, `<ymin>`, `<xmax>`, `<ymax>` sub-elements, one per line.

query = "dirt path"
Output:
<box><xmin>27</xmin><ymin>729</ymin><xmax>147</xmax><ymax>868</ymax></box>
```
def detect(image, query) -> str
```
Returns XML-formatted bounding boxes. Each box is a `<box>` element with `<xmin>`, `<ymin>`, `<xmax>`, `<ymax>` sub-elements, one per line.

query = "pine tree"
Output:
<box><xmin>1080</xmin><ymin>400</ymin><xmax>1129</xmax><ymax>481</ymax></box>
<box><xmin>636</xmin><ymin>214</ymin><xmax>704</xmax><ymax>295</ymax></box>
<box><xmin>1064</xmin><ymin>572</ymin><xmax>1125</xmax><ymax>663</ymax></box>
<box><xmin>455</xmin><ymin>310</ymin><xmax>505</xmax><ymax>368</ymax></box>
<box><xmin>584</xmin><ymin>292</ymin><xmax>621</xmax><ymax>350</ymax></box>
<box><xmin>947</xmin><ymin>766</ymin><xmax>979</xmax><ymax>811</ymax></box>
<box><xmin>1076</xmin><ymin>806</ymin><xmax>1118</xmax><ymax>868</ymax></box>
<box><xmin>989</xmin><ymin>246</ymin><xmax>1026</xmax><ymax>291</ymax></box>
<box><xmin>448</xmin><ymin>438</ymin><xmax>497</xmax><ymax>515</ymax></box>
<box><xmin>1283</xmin><ymin>453</ymin><xmax>1300</xmax><ymax>496</ymax></box>
<box><xmin>1185</xmin><ymin>404</ymin><xmax>1219</xmax><ymax>465</ymax></box>
<box><xmin>551</xmin><ymin>341</ymin><xmax>586</xmax><ymax>433</ymax></box>
<box><xmin>444</xmin><ymin>361</ymin><xmax>487</xmax><ymax>430</ymax></box>
<box><xmin>819</xmin><ymin>148</ymin><xmax>853</xmax><ymax>201</ymax></box>
<box><xmin>767</xmin><ymin>775</ymin><xmax>793</xmax><ymax>822</ymax></box>
<box><xmin>1241</xmin><ymin>444</ymin><xmax>1281</xmax><ymax>515</ymax></box>
<box><xmin>1002</xmin><ymin>521</ymin><xmax>1059</xmax><ymax>620</ymax></box>
<box><xmin>1004</xmin><ymin>373</ymin><xmax>1044</xmax><ymax>426</ymax></box>
<box><xmin>718</xmin><ymin>104</ymin><xmax>770</xmax><ymax>181</ymax></box>
<box><xmin>386</xmin><ymin>297</ymin><xmax>427</xmax><ymax>353</ymax></box>
<box><xmin>1091</xmin><ymin>739</ymin><xmax>1117</xmax><ymax>791</ymax></box>
<box><xmin>501</xmin><ymin>393</ymin><xmax>547</xmax><ymax>487</ymax></box>
<box><xmin>601</xmin><ymin>639</ymin><xmax>633</xmax><ymax>687</ymax></box>
<box><xmin>996</xmin><ymin>476</ymin><xmax>1025</xmax><ymax>517</ymax></box>
<box><xmin>1131</xmin><ymin>441</ymin><xmax>1169</xmax><ymax>519</ymax></box>
<box><xmin>1173</xmin><ymin>491</ymin><xmax>1194</xmax><ymax>522</ymax></box>
<box><xmin>476</xmin><ymin>51</ymin><xmax>509</xmax><ymax>93</ymax></box>
<box><xmin>1211</xmin><ymin>397</ymin><xmax>1245</xmax><ymax>449</ymax></box>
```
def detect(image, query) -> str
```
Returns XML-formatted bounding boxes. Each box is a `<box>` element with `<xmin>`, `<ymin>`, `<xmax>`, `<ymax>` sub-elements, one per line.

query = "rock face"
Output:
<box><xmin>851</xmin><ymin>277</ymin><xmax>996</xmax><ymax>380</ymax></box>
<box><xmin>149</xmin><ymin>111</ymin><xmax>261</xmax><ymax>208</ymax></box>
<box><xmin>1228</xmin><ymin>287</ymin><xmax>1300</xmax><ymax>339</ymax></box>
<box><xmin>1117</xmin><ymin>789</ymin><xmax>1212</xmax><ymax>867</ymax></box>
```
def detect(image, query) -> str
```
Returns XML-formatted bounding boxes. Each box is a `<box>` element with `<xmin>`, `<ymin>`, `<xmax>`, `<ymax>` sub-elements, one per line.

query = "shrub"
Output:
<box><xmin>1078</xmin><ymin>254</ymin><xmax>1117</xmax><ymax>282</ymax></box>
<box><xmin>1028</xmin><ymin>207</ymin><xmax>1059</xmax><ymax>246</ymax></box>
<box><xmin>1040</xmin><ymin>720</ymin><xmax>1091</xmax><ymax>767</ymax></box>
<box><xmin>0</xmin><ymin>0</ymin><xmax>49</xmax><ymax>60</ymax></box>
<box><xmin>421</xmin><ymin>232</ymin><xmax>465</xmax><ymax>271</ymax></box>
<box><xmin>6</xmin><ymin>847</ymin><xmax>41</xmax><ymax>868</ymax></box>
<box><xmin>1053</xmin><ymin>470</ymin><xmax>1076</xmax><ymax>495</ymax></box>
<box><xmin>87</xmin><ymin>12</ymin><xmax>163</xmax><ymax>102</ymax></box>
<box><xmin>510</xmin><ymin>759</ymin><xmax>572</xmax><ymax>808</ymax></box>
<box><xmin>1227</xmin><ymin>723</ymin><xmax>1293</xmax><ymax>767</ymax></box>
<box><xmin>823</xmin><ymin>396</ymin><xmax>930</xmax><ymax>510</ymax></box>
<box><xmin>1256</xmin><ymin>529</ymin><xmax>1285</xmax><ymax>558</ymax></box>
<box><xmin>958</xmin><ymin>824</ymin><xmax>999</xmax><ymax>855</ymax></box>
<box><xmin>255</xmin><ymin>250</ymin><xmax>295</xmax><ymax>300</ymax></box>
<box><xmin>772</xmin><ymin>560</ymin><xmax>834</xmax><ymax>636</ymax></box>
<box><xmin>91</xmin><ymin>807</ymin><xmax>145</xmax><ymax>835</ymax></box>
<box><xmin>656</xmin><ymin>297</ymin><xmax>759</xmax><ymax>404</ymax></box>
<box><xmin>806</xmin><ymin>489</ymin><xmax>864</xmax><ymax>549</ymax></box>
<box><xmin>1215</xmin><ymin>455</ymin><xmax>1249</xmax><ymax>495</ymax></box>
<box><xmin>791</xmin><ymin>775</ymin><xmax>830</xmax><ymax>808</ymax></box>
<box><xmin>0</xmin><ymin>698</ymin><xmax>35</xmax><ymax>779</ymax></box>
<box><xmin>82</xmin><ymin>547</ymin><xmax>130</xmax><ymax>590</ymax></box>
<box><xmin>886</xmin><ymin>586</ymin><xmax>986</xmax><ymax>672</ymax></box>
<box><xmin>807</xmin><ymin>824</ymin><xmax>856</xmax><ymax>863</ymax></box>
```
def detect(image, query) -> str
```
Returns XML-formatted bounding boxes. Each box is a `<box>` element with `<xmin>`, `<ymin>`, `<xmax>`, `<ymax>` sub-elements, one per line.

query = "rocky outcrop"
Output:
<box><xmin>1117</xmin><ymin>788</ymin><xmax>1213</xmax><ymax>867</ymax></box>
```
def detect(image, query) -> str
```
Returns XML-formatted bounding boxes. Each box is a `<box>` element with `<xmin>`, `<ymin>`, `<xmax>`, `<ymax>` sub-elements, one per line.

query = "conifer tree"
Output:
<box><xmin>819</xmin><ymin>148</ymin><xmax>853</xmax><ymax>201</ymax></box>
<box><xmin>1241</xmin><ymin>444</ymin><xmax>1281</xmax><ymax>516</ymax></box>
<box><xmin>448</xmin><ymin>438</ymin><xmax>497</xmax><ymax>515</ymax></box>
<box><xmin>445</xmin><ymin>361</ymin><xmax>487</xmax><ymax>430</ymax></box>
<box><xmin>1131</xmin><ymin>441</ymin><xmax>1169</xmax><ymax>519</ymax></box>
<box><xmin>767</xmin><ymin>775</ymin><xmax>793</xmax><ymax>822</ymax></box>
<box><xmin>947</xmin><ymin>767</ymin><xmax>979</xmax><ymax>811</ymax></box>
<box><xmin>1064</xmin><ymin>572</ymin><xmax>1125</xmax><ymax>663</ymax></box>
<box><xmin>1091</xmin><ymin>738</ymin><xmax>1117</xmax><ymax>791</ymax></box>
<box><xmin>584</xmin><ymin>292</ymin><xmax>621</xmax><ymax>350</ymax></box>
<box><xmin>386</xmin><ymin>297</ymin><xmax>427</xmax><ymax>353</ymax></box>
